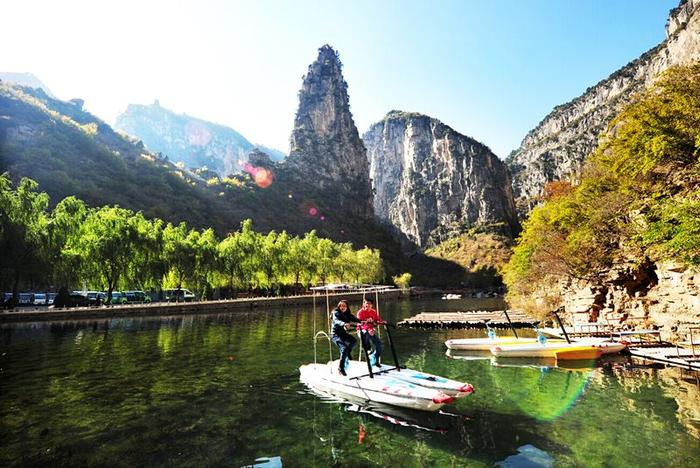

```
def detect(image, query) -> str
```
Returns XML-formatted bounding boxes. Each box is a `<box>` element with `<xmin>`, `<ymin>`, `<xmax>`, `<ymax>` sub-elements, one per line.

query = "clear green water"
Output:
<box><xmin>1</xmin><ymin>298</ymin><xmax>699</xmax><ymax>467</ymax></box>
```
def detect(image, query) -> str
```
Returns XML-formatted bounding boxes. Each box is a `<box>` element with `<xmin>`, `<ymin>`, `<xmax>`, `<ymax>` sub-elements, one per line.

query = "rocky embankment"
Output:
<box><xmin>556</xmin><ymin>261</ymin><xmax>700</xmax><ymax>341</ymax></box>
<box><xmin>507</xmin><ymin>0</ymin><xmax>700</xmax><ymax>207</ymax></box>
<box><xmin>364</xmin><ymin>111</ymin><xmax>519</xmax><ymax>250</ymax></box>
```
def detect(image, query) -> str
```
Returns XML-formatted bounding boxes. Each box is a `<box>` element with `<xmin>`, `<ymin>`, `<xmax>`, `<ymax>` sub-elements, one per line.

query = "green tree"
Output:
<box><xmin>193</xmin><ymin>228</ymin><xmax>218</xmax><ymax>299</ymax></box>
<box><xmin>218</xmin><ymin>233</ymin><xmax>246</xmax><ymax>294</ymax></box>
<box><xmin>70</xmin><ymin>206</ymin><xmax>137</xmax><ymax>303</ymax></box>
<box><xmin>48</xmin><ymin>196</ymin><xmax>87</xmax><ymax>290</ymax></box>
<box><xmin>392</xmin><ymin>272</ymin><xmax>412</xmax><ymax>290</ymax></box>
<box><xmin>0</xmin><ymin>175</ymin><xmax>50</xmax><ymax>303</ymax></box>
<box><xmin>238</xmin><ymin>219</ymin><xmax>262</xmax><ymax>289</ymax></box>
<box><xmin>353</xmin><ymin>247</ymin><xmax>384</xmax><ymax>284</ymax></box>
<box><xmin>162</xmin><ymin>222</ymin><xmax>198</xmax><ymax>297</ymax></box>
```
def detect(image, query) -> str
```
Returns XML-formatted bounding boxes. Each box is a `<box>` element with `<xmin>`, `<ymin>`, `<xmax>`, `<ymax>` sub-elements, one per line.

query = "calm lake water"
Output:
<box><xmin>1</xmin><ymin>298</ymin><xmax>699</xmax><ymax>467</ymax></box>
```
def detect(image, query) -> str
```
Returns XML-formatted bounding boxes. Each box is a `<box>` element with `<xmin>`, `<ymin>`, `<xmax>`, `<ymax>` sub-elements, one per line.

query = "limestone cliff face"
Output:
<box><xmin>364</xmin><ymin>111</ymin><xmax>519</xmax><ymax>250</ymax></box>
<box><xmin>508</xmin><ymin>0</ymin><xmax>700</xmax><ymax>206</ymax></box>
<box><xmin>285</xmin><ymin>45</ymin><xmax>373</xmax><ymax>219</ymax></box>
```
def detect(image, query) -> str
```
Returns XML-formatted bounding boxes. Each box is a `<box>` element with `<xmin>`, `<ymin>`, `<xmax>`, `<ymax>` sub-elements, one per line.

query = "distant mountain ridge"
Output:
<box><xmin>115</xmin><ymin>101</ymin><xmax>285</xmax><ymax>176</ymax></box>
<box><xmin>0</xmin><ymin>72</ymin><xmax>55</xmax><ymax>98</ymax></box>
<box><xmin>507</xmin><ymin>0</ymin><xmax>700</xmax><ymax>210</ymax></box>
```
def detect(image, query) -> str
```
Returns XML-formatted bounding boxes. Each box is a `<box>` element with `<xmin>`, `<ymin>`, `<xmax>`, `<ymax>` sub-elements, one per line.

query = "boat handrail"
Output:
<box><xmin>313</xmin><ymin>331</ymin><xmax>332</xmax><ymax>365</ymax></box>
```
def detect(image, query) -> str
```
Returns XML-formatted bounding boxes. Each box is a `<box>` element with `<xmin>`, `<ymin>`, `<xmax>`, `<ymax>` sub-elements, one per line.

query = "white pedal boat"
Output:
<box><xmin>299</xmin><ymin>360</ymin><xmax>471</xmax><ymax>411</ymax></box>
<box><xmin>575</xmin><ymin>338</ymin><xmax>627</xmax><ymax>355</ymax></box>
<box><xmin>343</xmin><ymin>360</ymin><xmax>473</xmax><ymax>398</ymax></box>
<box><xmin>445</xmin><ymin>337</ymin><xmax>559</xmax><ymax>351</ymax></box>
<box><xmin>447</xmin><ymin>337</ymin><xmax>625</xmax><ymax>355</ymax></box>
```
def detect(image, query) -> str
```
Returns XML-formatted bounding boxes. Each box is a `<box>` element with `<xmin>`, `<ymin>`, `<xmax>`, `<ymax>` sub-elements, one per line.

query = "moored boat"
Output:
<box><xmin>445</xmin><ymin>336</ymin><xmax>566</xmax><ymax>351</ymax></box>
<box><xmin>490</xmin><ymin>342</ymin><xmax>602</xmax><ymax>360</ymax></box>
<box><xmin>576</xmin><ymin>338</ymin><xmax>627</xmax><ymax>355</ymax></box>
<box><xmin>300</xmin><ymin>360</ymin><xmax>457</xmax><ymax>411</ymax></box>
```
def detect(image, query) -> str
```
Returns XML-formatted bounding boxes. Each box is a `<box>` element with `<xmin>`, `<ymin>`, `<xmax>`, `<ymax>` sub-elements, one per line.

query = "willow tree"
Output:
<box><xmin>218</xmin><ymin>233</ymin><xmax>246</xmax><ymax>295</ymax></box>
<box><xmin>193</xmin><ymin>228</ymin><xmax>218</xmax><ymax>299</ymax></box>
<box><xmin>163</xmin><ymin>222</ymin><xmax>198</xmax><ymax>295</ymax></box>
<box><xmin>49</xmin><ymin>196</ymin><xmax>87</xmax><ymax>289</ymax></box>
<box><xmin>70</xmin><ymin>206</ymin><xmax>138</xmax><ymax>303</ymax></box>
<box><xmin>0</xmin><ymin>175</ymin><xmax>50</xmax><ymax>302</ymax></box>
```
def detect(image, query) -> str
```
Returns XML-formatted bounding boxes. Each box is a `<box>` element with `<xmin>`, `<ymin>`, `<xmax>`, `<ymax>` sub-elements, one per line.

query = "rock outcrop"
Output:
<box><xmin>507</xmin><ymin>0</ymin><xmax>700</xmax><ymax>208</ymax></box>
<box><xmin>115</xmin><ymin>101</ymin><xmax>285</xmax><ymax>177</ymax></box>
<box><xmin>364</xmin><ymin>111</ymin><xmax>519</xmax><ymax>250</ymax></box>
<box><xmin>553</xmin><ymin>261</ymin><xmax>700</xmax><ymax>342</ymax></box>
<box><xmin>285</xmin><ymin>45</ymin><xmax>374</xmax><ymax>219</ymax></box>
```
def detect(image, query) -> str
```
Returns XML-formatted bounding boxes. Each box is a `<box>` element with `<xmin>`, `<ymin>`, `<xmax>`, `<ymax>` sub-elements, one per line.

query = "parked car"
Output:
<box><xmin>85</xmin><ymin>291</ymin><xmax>107</xmax><ymax>305</ymax></box>
<box><xmin>55</xmin><ymin>293</ymin><xmax>90</xmax><ymax>308</ymax></box>
<box><xmin>46</xmin><ymin>293</ymin><xmax>57</xmax><ymax>305</ymax></box>
<box><xmin>18</xmin><ymin>293</ymin><xmax>35</xmax><ymax>306</ymax></box>
<box><xmin>33</xmin><ymin>293</ymin><xmax>47</xmax><ymax>305</ymax></box>
<box><xmin>124</xmin><ymin>290</ymin><xmax>151</xmax><ymax>303</ymax></box>
<box><xmin>163</xmin><ymin>288</ymin><xmax>196</xmax><ymax>302</ymax></box>
<box><xmin>108</xmin><ymin>292</ymin><xmax>128</xmax><ymax>305</ymax></box>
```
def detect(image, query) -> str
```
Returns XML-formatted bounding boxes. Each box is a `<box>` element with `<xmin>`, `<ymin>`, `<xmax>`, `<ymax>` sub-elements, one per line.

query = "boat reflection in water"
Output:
<box><xmin>301</xmin><ymin>376</ymin><xmax>568</xmax><ymax>464</ymax></box>
<box><xmin>444</xmin><ymin>350</ymin><xmax>632</xmax><ymax>423</ymax></box>
<box><xmin>301</xmin><ymin>381</ymin><xmax>464</xmax><ymax>433</ymax></box>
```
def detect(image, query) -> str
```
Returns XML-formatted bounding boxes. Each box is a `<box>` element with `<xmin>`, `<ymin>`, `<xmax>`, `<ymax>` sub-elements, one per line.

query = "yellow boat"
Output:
<box><xmin>490</xmin><ymin>342</ymin><xmax>603</xmax><ymax>360</ymax></box>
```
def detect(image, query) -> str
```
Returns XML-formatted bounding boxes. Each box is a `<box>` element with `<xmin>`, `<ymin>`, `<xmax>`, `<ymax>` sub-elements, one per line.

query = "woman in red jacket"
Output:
<box><xmin>357</xmin><ymin>298</ymin><xmax>384</xmax><ymax>367</ymax></box>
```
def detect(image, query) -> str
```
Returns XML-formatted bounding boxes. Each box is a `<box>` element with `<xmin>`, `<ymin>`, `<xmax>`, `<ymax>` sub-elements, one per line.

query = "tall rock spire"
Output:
<box><xmin>286</xmin><ymin>45</ymin><xmax>374</xmax><ymax>219</ymax></box>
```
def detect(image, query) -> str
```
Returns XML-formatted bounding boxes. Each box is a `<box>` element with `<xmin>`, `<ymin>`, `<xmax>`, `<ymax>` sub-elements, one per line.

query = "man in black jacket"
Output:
<box><xmin>331</xmin><ymin>300</ymin><xmax>360</xmax><ymax>376</ymax></box>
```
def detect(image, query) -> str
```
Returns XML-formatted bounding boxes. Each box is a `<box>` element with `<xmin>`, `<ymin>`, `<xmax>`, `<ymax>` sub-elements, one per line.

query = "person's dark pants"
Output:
<box><xmin>360</xmin><ymin>331</ymin><xmax>383</xmax><ymax>364</ymax></box>
<box><xmin>332</xmin><ymin>334</ymin><xmax>356</xmax><ymax>372</ymax></box>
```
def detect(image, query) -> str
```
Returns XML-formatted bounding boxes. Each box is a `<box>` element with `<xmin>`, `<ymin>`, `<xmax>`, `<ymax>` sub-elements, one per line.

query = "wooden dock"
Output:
<box><xmin>398</xmin><ymin>310</ymin><xmax>536</xmax><ymax>329</ymax></box>
<box><xmin>628</xmin><ymin>346</ymin><xmax>700</xmax><ymax>371</ymax></box>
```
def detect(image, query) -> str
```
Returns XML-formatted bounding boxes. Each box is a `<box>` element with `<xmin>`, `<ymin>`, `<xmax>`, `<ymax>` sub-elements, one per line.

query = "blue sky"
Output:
<box><xmin>1</xmin><ymin>0</ymin><xmax>678</xmax><ymax>157</ymax></box>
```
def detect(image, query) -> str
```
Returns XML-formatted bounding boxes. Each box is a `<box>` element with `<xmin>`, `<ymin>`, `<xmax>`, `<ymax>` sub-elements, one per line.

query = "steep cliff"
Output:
<box><xmin>115</xmin><ymin>101</ymin><xmax>285</xmax><ymax>177</ymax></box>
<box><xmin>364</xmin><ymin>111</ymin><xmax>519</xmax><ymax>250</ymax></box>
<box><xmin>507</xmin><ymin>0</ymin><xmax>700</xmax><ymax>207</ymax></box>
<box><xmin>285</xmin><ymin>45</ymin><xmax>373</xmax><ymax>219</ymax></box>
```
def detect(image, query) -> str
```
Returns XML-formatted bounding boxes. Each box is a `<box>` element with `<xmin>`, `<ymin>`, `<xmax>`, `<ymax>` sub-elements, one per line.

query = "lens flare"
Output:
<box><xmin>240</xmin><ymin>162</ymin><xmax>273</xmax><ymax>189</ymax></box>
<box><xmin>254</xmin><ymin>168</ymin><xmax>273</xmax><ymax>188</ymax></box>
<box><xmin>300</xmin><ymin>201</ymin><xmax>319</xmax><ymax>218</ymax></box>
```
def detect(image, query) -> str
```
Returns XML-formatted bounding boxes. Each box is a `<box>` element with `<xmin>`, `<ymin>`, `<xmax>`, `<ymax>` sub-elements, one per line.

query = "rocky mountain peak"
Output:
<box><xmin>507</xmin><ymin>0</ymin><xmax>700</xmax><ymax>212</ymax></box>
<box><xmin>285</xmin><ymin>45</ymin><xmax>373</xmax><ymax>219</ymax></box>
<box><xmin>364</xmin><ymin>112</ymin><xmax>519</xmax><ymax>250</ymax></box>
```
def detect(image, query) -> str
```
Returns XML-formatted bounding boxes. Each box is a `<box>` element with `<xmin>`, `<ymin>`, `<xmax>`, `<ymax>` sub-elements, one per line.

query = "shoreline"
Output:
<box><xmin>0</xmin><ymin>289</ymin><xmax>409</xmax><ymax>324</ymax></box>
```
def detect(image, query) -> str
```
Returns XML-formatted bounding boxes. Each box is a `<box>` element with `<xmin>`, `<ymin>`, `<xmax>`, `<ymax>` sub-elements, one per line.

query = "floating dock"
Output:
<box><xmin>398</xmin><ymin>310</ymin><xmax>536</xmax><ymax>329</ymax></box>
<box><xmin>628</xmin><ymin>346</ymin><xmax>700</xmax><ymax>371</ymax></box>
